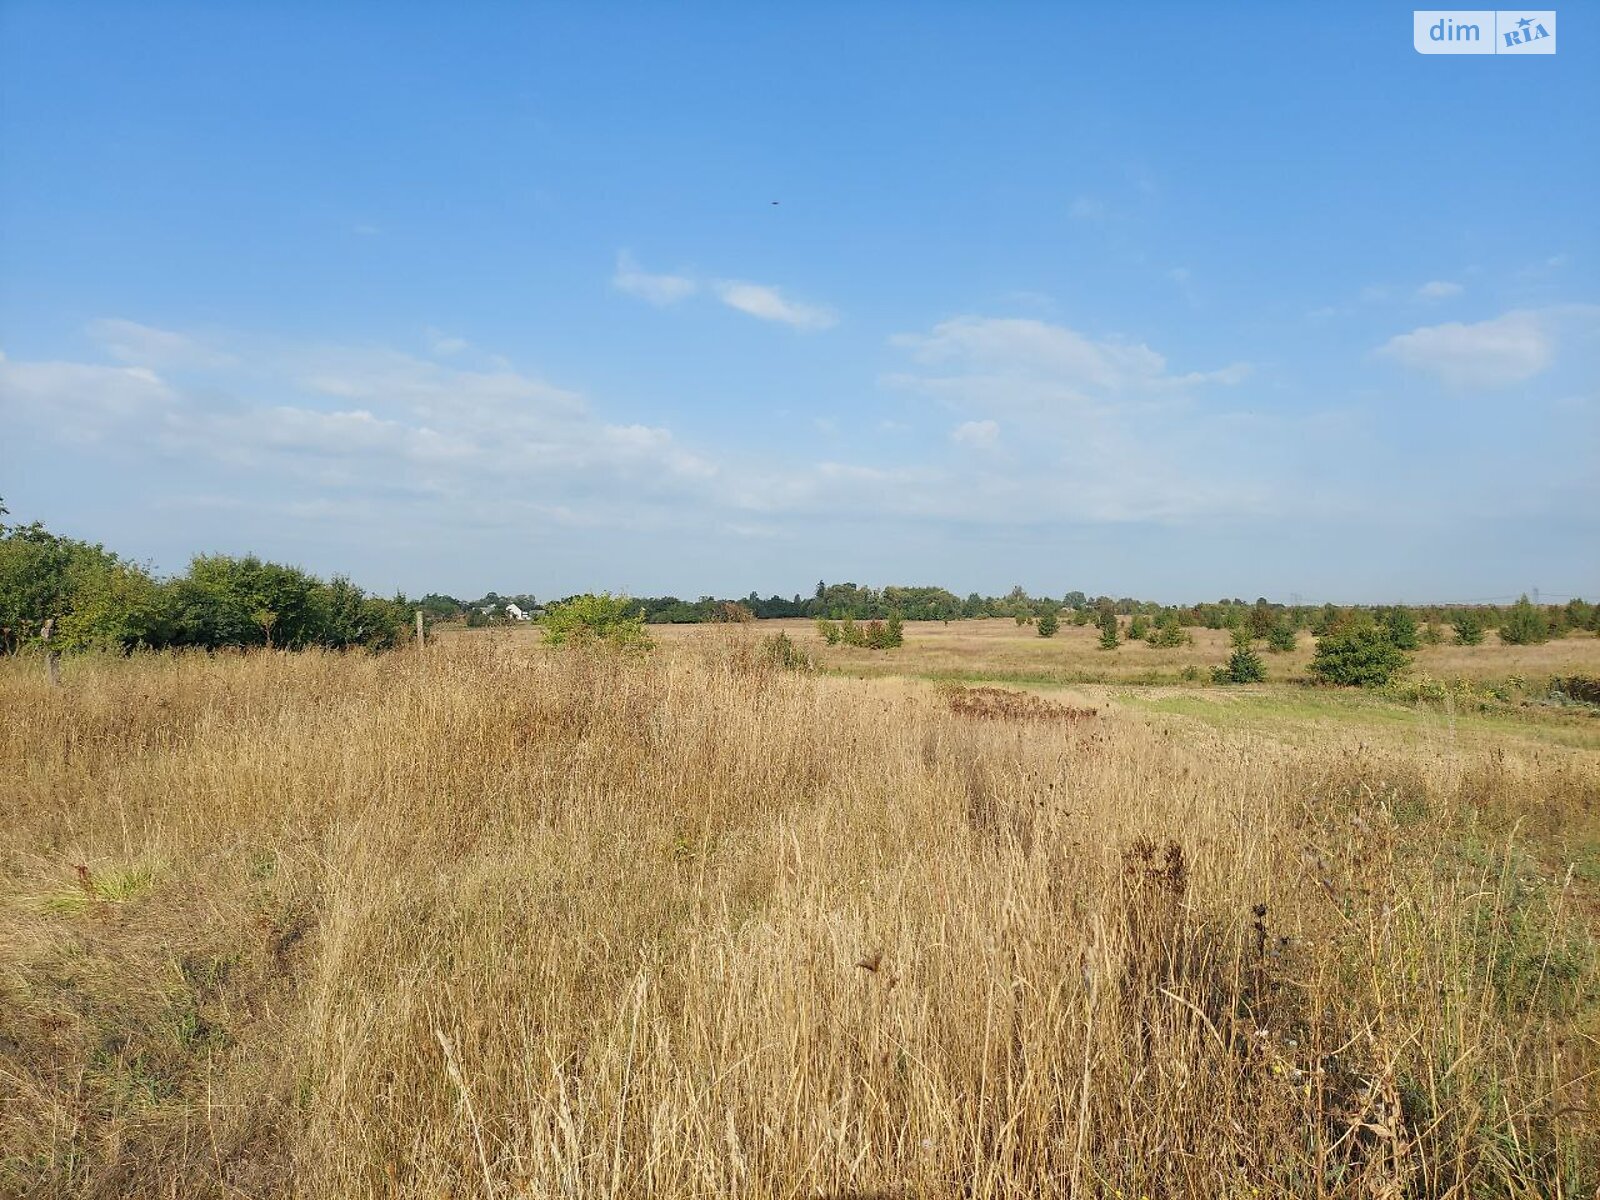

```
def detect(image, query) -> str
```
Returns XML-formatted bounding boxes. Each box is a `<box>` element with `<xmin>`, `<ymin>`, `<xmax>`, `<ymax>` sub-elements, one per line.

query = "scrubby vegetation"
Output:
<box><xmin>539</xmin><ymin>591</ymin><xmax>651</xmax><ymax>649</ymax></box>
<box><xmin>815</xmin><ymin>612</ymin><xmax>904</xmax><ymax>650</ymax></box>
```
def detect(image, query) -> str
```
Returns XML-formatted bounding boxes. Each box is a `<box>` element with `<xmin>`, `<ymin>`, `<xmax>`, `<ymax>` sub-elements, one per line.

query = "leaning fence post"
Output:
<box><xmin>41</xmin><ymin>617</ymin><xmax>61</xmax><ymax>687</ymax></box>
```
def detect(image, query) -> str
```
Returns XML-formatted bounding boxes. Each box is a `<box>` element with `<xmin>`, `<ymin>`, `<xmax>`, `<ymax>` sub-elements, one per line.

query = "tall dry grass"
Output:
<box><xmin>1</xmin><ymin>636</ymin><xmax>1597</xmax><ymax>1198</ymax></box>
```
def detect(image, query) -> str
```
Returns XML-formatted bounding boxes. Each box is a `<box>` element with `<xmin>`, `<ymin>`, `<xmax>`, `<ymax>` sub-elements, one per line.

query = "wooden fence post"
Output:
<box><xmin>41</xmin><ymin>617</ymin><xmax>61</xmax><ymax>687</ymax></box>
<box><xmin>415</xmin><ymin>609</ymin><xmax>425</xmax><ymax>647</ymax></box>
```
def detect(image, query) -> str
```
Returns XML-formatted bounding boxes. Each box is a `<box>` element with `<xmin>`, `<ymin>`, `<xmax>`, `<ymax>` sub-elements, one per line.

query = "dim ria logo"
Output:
<box><xmin>1414</xmin><ymin>10</ymin><xmax>1555</xmax><ymax>53</ymax></box>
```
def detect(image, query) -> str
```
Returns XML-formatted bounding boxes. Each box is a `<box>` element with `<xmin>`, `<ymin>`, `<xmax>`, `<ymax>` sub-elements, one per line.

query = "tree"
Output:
<box><xmin>884</xmin><ymin>611</ymin><xmax>904</xmax><ymax>648</ymax></box>
<box><xmin>1310</xmin><ymin>621</ymin><xmax>1409</xmax><ymax>687</ymax></box>
<box><xmin>1036</xmin><ymin>609</ymin><xmax>1059</xmax><ymax>638</ymax></box>
<box><xmin>1498</xmin><ymin>595</ymin><xmax>1550</xmax><ymax>646</ymax></box>
<box><xmin>1214</xmin><ymin>645</ymin><xmax>1266</xmax><ymax>684</ymax></box>
<box><xmin>541</xmin><ymin>592</ymin><xmax>650</xmax><ymax>649</ymax></box>
<box><xmin>1147</xmin><ymin>611</ymin><xmax>1188</xmax><ymax>648</ymax></box>
<box><xmin>55</xmin><ymin>558</ymin><xmax>169</xmax><ymax>652</ymax></box>
<box><xmin>1127</xmin><ymin>614</ymin><xmax>1150</xmax><ymax>641</ymax></box>
<box><xmin>1452</xmin><ymin>612</ymin><xmax>1485</xmax><ymax>646</ymax></box>
<box><xmin>1097</xmin><ymin>609</ymin><xmax>1119</xmax><ymax>650</ymax></box>
<box><xmin>1265</xmin><ymin>620</ymin><xmax>1297</xmax><ymax>654</ymax></box>
<box><xmin>1382</xmin><ymin>607</ymin><xmax>1419</xmax><ymax>651</ymax></box>
<box><xmin>1249</xmin><ymin>598</ymin><xmax>1276</xmax><ymax>639</ymax></box>
<box><xmin>0</xmin><ymin>517</ymin><xmax>141</xmax><ymax>654</ymax></box>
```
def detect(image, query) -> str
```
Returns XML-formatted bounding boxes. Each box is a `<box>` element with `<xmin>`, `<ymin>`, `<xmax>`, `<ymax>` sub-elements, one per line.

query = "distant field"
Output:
<box><xmin>471</xmin><ymin>615</ymin><xmax>1600</xmax><ymax>687</ymax></box>
<box><xmin>4</xmin><ymin>631</ymin><xmax>1598</xmax><ymax>1197</ymax></box>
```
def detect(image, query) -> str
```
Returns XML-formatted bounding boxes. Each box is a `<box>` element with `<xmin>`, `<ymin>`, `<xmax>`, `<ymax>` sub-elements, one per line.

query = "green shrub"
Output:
<box><xmin>1097</xmin><ymin>610</ymin><xmax>1119</xmax><ymax>650</ymax></box>
<box><xmin>1498</xmin><ymin>595</ymin><xmax>1549</xmax><ymax>646</ymax></box>
<box><xmin>1265</xmin><ymin>621</ymin><xmax>1297</xmax><ymax>654</ymax></box>
<box><xmin>1453</xmin><ymin>612</ymin><xmax>1485</xmax><ymax>646</ymax></box>
<box><xmin>1036</xmin><ymin>610</ymin><xmax>1059</xmax><ymax>638</ymax></box>
<box><xmin>541</xmin><ymin>592</ymin><xmax>650</xmax><ymax>649</ymax></box>
<box><xmin>1310</xmin><ymin>621</ymin><xmax>1410</xmax><ymax>687</ymax></box>
<box><xmin>760</xmin><ymin>632</ymin><xmax>815</xmax><ymax>672</ymax></box>
<box><xmin>1383</xmin><ymin>607</ymin><xmax>1420</xmax><ymax>651</ymax></box>
<box><xmin>816</xmin><ymin>618</ymin><xmax>841</xmax><ymax>645</ymax></box>
<box><xmin>1146</xmin><ymin>612</ymin><xmax>1189</xmax><ymax>648</ymax></box>
<box><xmin>884</xmin><ymin>611</ymin><xmax>904</xmax><ymax>648</ymax></box>
<box><xmin>1127</xmin><ymin>614</ymin><xmax>1150</xmax><ymax>641</ymax></box>
<box><xmin>1213</xmin><ymin>645</ymin><xmax>1266</xmax><ymax>684</ymax></box>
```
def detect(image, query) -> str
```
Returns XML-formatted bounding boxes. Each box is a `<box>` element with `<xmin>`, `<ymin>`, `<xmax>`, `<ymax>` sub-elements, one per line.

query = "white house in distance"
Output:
<box><xmin>504</xmin><ymin>603</ymin><xmax>531</xmax><ymax>622</ymax></box>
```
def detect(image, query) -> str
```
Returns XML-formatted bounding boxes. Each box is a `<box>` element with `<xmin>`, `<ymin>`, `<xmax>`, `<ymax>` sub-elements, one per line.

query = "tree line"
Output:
<box><xmin>1</xmin><ymin>506</ymin><xmax>414</xmax><ymax>654</ymax></box>
<box><xmin>4</xmin><ymin>504</ymin><xmax>1593</xmax><ymax>656</ymax></box>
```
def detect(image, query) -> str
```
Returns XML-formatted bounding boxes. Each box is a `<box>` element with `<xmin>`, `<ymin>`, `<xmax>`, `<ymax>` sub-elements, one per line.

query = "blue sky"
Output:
<box><xmin>1</xmin><ymin>1</ymin><xmax>1595</xmax><ymax>603</ymax></box>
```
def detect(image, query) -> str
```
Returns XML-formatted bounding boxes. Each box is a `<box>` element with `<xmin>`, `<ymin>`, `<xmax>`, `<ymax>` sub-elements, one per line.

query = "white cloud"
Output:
<box><xmin>87</xmin><ymin>318</ymin><xmax>235</xmax><ymax>369</ymax></box>
<box><xmin>612</xmin><ymin>251</ymin><xmax>698</xmax><ymax>306</ymax></box>
<box><xmin>0</xmin><ymin>357</ymin><xmax>177</xmax><ymax>438</ymax></box>
<box><xmin>424</xmin><ymin>327</ymin><xmax>469</xmax><ymax>356</ymax></box>
<box><xmin>0</xmin><ymin>327</ymin><xmax>721</xmax><ymax>519</ymax></box>
<box><xmin>876</xmin><ymin>315</ymin><xmax>1271</xmax><ymax>522</ymax></box>
<box><xmin>951</xmin><ymin>419</ymin><xmax>999</xmax><ymax>449</ymax></box>
<box><xmin>891</xmin><ymin>316</ymin><xmax>1248</xmax><ymax>400</ymax></box>
<box><xmin>1377</xmin><ymin>309</ymin><xmax>1560</xmax><ymax>387</ymax></box>
<box><xmin>1415</xmin><ymin>280</ymin><xmax>1464</xmax><ymax>300</ymax></box>
<box><xmin>713</xmin><ymin>280</ymin><xmax>837</xmax><ymax>331</ymax></box>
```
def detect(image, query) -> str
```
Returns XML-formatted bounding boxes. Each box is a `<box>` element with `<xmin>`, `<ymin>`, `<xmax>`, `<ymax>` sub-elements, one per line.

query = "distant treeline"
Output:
<box><xmin>424</xmin><ymin>581</ymin><xmax>1599</xmax><ymax>641</ymax></box>
<box><xmin>4</xmin><ymin>505</ymin><xmax>1595</xmax><ymax>655</ymax></box>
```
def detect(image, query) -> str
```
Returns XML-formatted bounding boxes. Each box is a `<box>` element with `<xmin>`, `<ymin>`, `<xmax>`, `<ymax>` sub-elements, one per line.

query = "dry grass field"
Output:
<box><xmin>3</xmin><ymin>629</ymin><xmax>1599</xmax><ymax>1198</ymax></box>
<box><xmin>618</xmin><ymin>617</ymin><xmax>1600</xmax><ymax>688</ymax></box>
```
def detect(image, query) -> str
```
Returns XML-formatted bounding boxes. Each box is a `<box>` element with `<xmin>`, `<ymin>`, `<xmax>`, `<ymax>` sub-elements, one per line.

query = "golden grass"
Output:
<box><xmin>2</xmin><ymin>636</ymin><xmax>1598</xmax><ymax>1197</ymax></box>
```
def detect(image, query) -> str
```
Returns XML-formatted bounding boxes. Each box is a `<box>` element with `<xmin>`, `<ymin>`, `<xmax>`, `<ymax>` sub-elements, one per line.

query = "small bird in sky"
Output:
<box><xmin>771</xmin><ymin>200</ymin><xmax>779</xmax><ymax>205</ymax></box>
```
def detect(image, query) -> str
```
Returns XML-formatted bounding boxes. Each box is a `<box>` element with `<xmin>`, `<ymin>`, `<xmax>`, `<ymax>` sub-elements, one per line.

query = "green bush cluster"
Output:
<box><xmin>1</xmin><ymin>515</ymin><xmax>411</xmax><ymax>655</ymax></box>
<box><xmin>1213</xmin><ymin>645</ymin><xmax>1266</xmax><ymax>684</ymax></box>
<box><xmin>758</xmin><ymin>632</ymin><xmax>816</xmax><ymax>672</ymax></box>
<box><xmin>1265</xmin><ymin>620</ymin><xmax>1297</xmax><ymax>653</ymax></box>
<box><xmin>1497</xmin><ymin>595</ymin><xmax>1550</xmax><ymax>646</ymax></box>
<box><xmin>1145</xmin><ymin>612</ymin><xmax>1190</xmax><ymax>648</ymax></box>
<box><xmin>541</xmin><ymin>593</ymin><xmax>650</xmax><ymax>650</ymax></box>
<box><xmin>1310</xmin><ymin>621</ymin><xmax>1411</xmax><ymax>687</ymax></box>
<box><xmin>815</xmin><ymin>612</ymin><xmax>903</xmax><ymax>650</ymax></box>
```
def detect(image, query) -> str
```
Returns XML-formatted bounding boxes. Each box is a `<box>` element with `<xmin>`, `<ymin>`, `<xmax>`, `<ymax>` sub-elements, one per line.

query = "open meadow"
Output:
<box><xmin>3</xmin><ymin>628</ymin><xmax>1599</xmax><ymax>1198</ymax></box>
